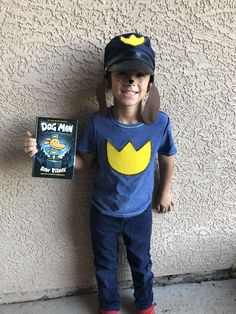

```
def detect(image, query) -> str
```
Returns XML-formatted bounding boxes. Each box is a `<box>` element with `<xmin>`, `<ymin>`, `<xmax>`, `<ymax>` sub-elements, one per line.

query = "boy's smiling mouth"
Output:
<box><xmin>121</xmin><ymin>90</ymin><xmax>138</xmax><ymax>95</ymax></box>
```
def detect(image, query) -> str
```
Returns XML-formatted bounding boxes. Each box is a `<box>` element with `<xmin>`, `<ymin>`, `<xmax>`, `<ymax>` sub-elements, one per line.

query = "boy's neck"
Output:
<box><xmin>112</xmin><ymin>103</ymin><xmax>142</xmax><ymax>125</ymax></box>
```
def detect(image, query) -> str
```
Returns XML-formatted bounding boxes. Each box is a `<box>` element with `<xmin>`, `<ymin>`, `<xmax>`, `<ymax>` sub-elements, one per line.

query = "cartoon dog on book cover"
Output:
<box><xmin>44</xmin><ymin>134</ymin><xmax>66</xmax><ymax>168</ymax></box>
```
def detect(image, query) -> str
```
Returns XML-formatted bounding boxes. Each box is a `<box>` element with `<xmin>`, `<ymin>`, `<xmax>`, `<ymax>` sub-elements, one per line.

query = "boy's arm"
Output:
<box><xmin>155</xmin><ymin>154</ymin><xmax>175</xmax><ymax>213</ymax></box>
<box><xmin>74</xmin><ymin>152</ymin><xmax>96</xmax><ymax>171</ymax></box>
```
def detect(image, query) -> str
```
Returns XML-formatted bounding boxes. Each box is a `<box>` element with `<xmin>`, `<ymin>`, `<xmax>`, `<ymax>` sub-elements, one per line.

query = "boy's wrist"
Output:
<box><xmin>158</xmin><ymin>186</ymin><xmax>171</xmax><ymax>196</ymax></box>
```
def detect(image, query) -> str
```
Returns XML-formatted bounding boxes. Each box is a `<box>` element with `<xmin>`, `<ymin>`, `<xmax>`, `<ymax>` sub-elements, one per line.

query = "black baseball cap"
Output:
<box><xmin>104</xmin><ymin>33</ymin><xmax>155</xmax><ymax>75</ymax></box>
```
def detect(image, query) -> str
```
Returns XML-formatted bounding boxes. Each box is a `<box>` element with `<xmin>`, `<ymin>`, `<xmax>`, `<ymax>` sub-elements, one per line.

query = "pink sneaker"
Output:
<box><xmin>99</xmin><ymin>308</ymin><xmax>119</xmax><ymax>314</ymax></box>
<box><xmin>137</xmin><ymin>303</ymin><xmax>155</xmax><ymax>314</ymax></box>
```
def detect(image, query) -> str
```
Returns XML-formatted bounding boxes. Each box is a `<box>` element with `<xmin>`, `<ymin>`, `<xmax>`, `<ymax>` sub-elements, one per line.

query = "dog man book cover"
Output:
<box><xmin>32</xmin><ymin>117</ymin><xmax>78</xmax><ymax>179</ymax></box>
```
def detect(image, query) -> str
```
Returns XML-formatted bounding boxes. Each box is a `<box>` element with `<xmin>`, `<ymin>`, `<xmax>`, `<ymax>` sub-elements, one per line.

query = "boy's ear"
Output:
<box><xmin>142</xmin><ymin>83</ymin><xmax>160</xmax><ymax>124</ymax></box>
<box><xmin>96</xmin><ymin>79</ymin><xmax>108</xmax><ymax>116</ymax></box>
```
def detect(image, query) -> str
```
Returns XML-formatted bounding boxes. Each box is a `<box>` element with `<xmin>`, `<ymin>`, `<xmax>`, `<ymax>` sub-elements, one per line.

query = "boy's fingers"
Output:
<box><xmin>29</xmin><ymin>151</ymin><xmax>35</xmax><ymax>158</ymax></box>
<box><xmin>156</xmin><ymin>203</ymin><xmax>174</xmax><ymax>213</ymax></box>
<box><xmin>24</xmin><ymin>139</ymin><xmax>36</xmax><ymax>146</ymax></box>
<box><xmin>25</xmin><ymin>136</ymin><xmax>36</xmax><ymax>142</ymax></box>
<box><xmin>30</xmin><ymin>150</ymin><xmax>38</xmax><ymax>157</ymax></box>
<box><xmin>25</xmin><ymin>144</ymin><xmax>37</xmax><ymax>151</ymax></box>
<box><xmin>161</xmin><ymin>205</ymin><xmax>171</xmax><ymax>213</ymax></box>
<box><xmin>24</xmin><ymin>139</ymin><xmax>36</xmax><ymax>147</ymax></box>
<box><xmin>24</xmin><ymin>147</ymin><xmax>37</xmax><ymax>153</ymax></box>
<box><xmin>24</xmin><ymin>132</ymin><xmax>37</xmax><ymax>157</ymax></box>
<box><xmin>26</xmin><ymin>131</ymin><xmax>34</xmax><ymax>138</ymax></box>
<box><xmin>25</xmin><ymin>136</ymin><xmax>36</xmax><ymax>141</ymax></box>
<box><xmin>159</xmin><ymin>205</ymin><xmax>166</xmax><ymax>213</ymax></box>
<box><xmin>24</xmin><ymin>145</ymin><xmax>36</xmax><ymax>151</ymax></box>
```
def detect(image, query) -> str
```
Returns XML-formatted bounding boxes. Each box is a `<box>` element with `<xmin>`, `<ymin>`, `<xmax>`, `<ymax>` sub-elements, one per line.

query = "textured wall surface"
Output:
<box><xmin>1</xmin><ymin>0</ymin><xmax>236</xmax><ymax>304</ymax></box>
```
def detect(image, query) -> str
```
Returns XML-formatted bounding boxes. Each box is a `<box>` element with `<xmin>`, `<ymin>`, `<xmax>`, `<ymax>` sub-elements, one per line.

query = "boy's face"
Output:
<box><xmin>111</xmin><ymin>71</ymin><xmax>151</xmax><ymax>107</ymax></box>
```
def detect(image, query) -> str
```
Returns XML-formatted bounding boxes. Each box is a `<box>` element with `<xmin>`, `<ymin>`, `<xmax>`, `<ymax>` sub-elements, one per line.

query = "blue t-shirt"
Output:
<box><xmin>78</xmin><ymin>108</ymin><xmax>177</xmax><ymax>217</ymax></box>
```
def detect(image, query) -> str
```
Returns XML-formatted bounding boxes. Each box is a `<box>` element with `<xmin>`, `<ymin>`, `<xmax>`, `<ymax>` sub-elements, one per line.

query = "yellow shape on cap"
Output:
<box><xmin>120</xmin><ymin>34</ymin><xmax>145</xmax><ymax>46</ymax></box>
<box><xmin>107</xmin><ymin>140</ymin><xmax>151</xmax><ymax>175</ymax></box>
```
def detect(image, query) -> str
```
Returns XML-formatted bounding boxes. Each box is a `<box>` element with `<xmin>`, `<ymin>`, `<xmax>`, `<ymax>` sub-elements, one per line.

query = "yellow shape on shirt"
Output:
<box><xmin>107</xmin><ymin>140</ymin><xmax>151</xmax><ymax>175</ymax></box>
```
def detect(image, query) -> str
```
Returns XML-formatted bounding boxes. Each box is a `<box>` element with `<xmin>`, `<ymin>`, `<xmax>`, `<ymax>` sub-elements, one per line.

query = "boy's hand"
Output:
<box><xmin>24</xmin><ymin>131</ymin><xmax>38</xmax><ymax>158</ymax></box>
<box><xmin>155</xmin><ymin>191</ymin><xmax>174</xmax><ymax>214</ymax></box>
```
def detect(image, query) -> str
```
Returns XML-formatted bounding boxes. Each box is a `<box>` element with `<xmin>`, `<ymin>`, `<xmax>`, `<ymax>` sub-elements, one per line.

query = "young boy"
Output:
<box><xmin>25</xmin><ymin>33</ymin><xmax>176</xmax><ymax>314</ymax></box>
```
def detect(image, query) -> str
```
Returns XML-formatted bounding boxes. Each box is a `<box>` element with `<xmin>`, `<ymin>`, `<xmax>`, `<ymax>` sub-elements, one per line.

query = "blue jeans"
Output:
<box><xmin>90</xmin><ymin>205</ymin><xmax>153</xmax><ymax>311</ymax></box>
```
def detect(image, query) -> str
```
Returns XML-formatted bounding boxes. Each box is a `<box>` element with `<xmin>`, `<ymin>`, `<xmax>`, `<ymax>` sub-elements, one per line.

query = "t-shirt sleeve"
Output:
<box><xmin>78</xmin><ymin>116</ymin><xmax>96</xmax><ymax>153</ymax></box>
<box><xmin>158</xmin><ymin>117</ymin><xmax>177</xmax><ymax>156</ymax></box>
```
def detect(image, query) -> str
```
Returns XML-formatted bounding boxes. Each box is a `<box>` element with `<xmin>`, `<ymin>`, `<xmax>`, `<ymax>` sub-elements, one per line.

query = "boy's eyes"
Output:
<box><xmin>136</xmin><ymin>72</ymin><xmax>146</xmax><ymax>78</ymax></box>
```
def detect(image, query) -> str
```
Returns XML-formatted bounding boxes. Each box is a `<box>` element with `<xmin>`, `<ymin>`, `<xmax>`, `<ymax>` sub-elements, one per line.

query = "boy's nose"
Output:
<box><xmin>126</xmin><ymin>74</ymin><xmax>136</xmax><ymax>84</ymax></box>
<box><xmin>122</xmin><ymin>73</ymin><xmax>137</xmax><ymax>85</ymax></box>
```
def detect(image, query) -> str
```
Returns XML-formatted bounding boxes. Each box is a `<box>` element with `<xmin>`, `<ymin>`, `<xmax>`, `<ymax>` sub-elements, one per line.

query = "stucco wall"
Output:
<box><xmin>1</xmin><ymin>0</ymin><xmax>236</xmax><ymax>304</ymax></box>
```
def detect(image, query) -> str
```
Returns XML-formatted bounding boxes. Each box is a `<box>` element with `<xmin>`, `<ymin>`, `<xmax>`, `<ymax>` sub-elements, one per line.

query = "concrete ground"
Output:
<box><xmin>0</xmin><ymin>279</ymin><xmax>235</xmax><ymax>314</ymax></box>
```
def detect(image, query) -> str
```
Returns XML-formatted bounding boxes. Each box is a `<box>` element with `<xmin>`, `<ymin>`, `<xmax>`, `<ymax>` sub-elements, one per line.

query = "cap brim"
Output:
<box><xmin>108</xmin><ymin>60</ymin><xmax>154</xmax><ymax>75</ymax></box>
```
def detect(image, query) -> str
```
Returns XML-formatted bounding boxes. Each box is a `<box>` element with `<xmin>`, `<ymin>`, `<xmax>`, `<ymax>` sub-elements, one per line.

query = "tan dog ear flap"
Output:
<box><xmin>142</xmin><ymin>83</ymin><xmax>160</xmax><ymax>124</ymax></box>
<box><xmin>96</xmin><ymin>79</ymin><xmax>108</xmax><ymax>116</ymax></box>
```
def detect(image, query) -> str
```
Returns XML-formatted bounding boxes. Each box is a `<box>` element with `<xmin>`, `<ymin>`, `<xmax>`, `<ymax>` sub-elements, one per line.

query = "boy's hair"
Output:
<box><xmin>96</xmin><ymin>33</ymin><xmax>160</xmax><ymax>124</ymax></box>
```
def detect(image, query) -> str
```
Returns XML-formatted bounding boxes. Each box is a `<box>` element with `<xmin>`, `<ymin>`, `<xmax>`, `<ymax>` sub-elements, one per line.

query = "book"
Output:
<box><xmin>32</xmin><ymin>117</ymin><xmax>78</xmax><ymax>179</ymax></box>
